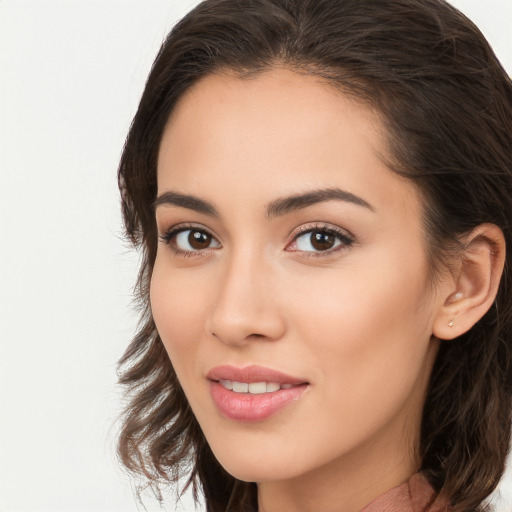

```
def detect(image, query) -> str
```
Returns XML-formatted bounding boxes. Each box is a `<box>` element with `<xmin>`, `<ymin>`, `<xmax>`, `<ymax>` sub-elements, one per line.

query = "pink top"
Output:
<box><xmin>361</xmin><ymin>473</ymin><xmax>449</xmax><ymax>512</ymax></box>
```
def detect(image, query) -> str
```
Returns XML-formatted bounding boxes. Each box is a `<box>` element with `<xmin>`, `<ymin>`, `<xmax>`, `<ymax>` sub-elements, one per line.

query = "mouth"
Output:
<box><xmin>217</xmin><ymin>380</ymin><xmax>296</xmax><ymax>394</ymax></box>
<box><xmin>207</xmin><ymin>365</ymin><xmax>310</xmax><ymax>421</ymax></box>
<box><xmin>207</xmin><ymin>364</ymin><xmax>308</xmax><ymax>386</ymax></box>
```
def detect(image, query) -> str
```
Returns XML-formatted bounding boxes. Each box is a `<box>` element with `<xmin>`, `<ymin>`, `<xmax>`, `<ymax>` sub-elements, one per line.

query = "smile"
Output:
<box><xmin>218</xmin><ymin>380</ymin><xmax>295</xmax><ymax>394</ymax></box>
<box><xmin>207</xmin><ymin>365</ymin><xmax>309</xmax><ymax>421</ymax></box>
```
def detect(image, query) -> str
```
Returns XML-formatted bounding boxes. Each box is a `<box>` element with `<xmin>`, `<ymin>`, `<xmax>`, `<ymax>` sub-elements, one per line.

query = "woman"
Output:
<box><xmin>117</xmin><ymin>0</ymin><xmax>512</xmax><ymax>511</ymax></box>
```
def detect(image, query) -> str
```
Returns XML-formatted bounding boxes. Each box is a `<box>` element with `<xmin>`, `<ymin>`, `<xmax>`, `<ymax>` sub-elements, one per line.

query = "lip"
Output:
<box><xmin>207</xmin><ymin>365</ymin><xmax>309</xmax><ymax>422</ymax></box>
<box><xmin>207</xmin><ymin>364</ymin><xmax>307</xmax><ymax>385</ymax></box>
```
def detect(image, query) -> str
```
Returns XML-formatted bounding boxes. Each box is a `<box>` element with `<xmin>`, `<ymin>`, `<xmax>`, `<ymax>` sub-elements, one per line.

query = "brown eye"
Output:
<box><xmin>188</xmin><ymin>230</ymin><xmax>212</xmax><ymax>249</ymax></box>
<box><xmin>166</xmin><ymin>228</ymin><xmax>221</xmax><ymax>252</ymax></box>
<box><xmin>292</xmin><ymin>227</ymin><xmax>353</xmax><ymax>253</ymax></box>
<box><xmin>310</xmin><ymin>231</ymin><xmax>336</xmax><ymax>251</ymax></box>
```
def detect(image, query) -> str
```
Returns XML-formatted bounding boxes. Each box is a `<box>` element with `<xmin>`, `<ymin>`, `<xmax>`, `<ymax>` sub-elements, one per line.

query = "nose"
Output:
<box><xmin>205</xmin><ymin>252</ymin><xmax>286</xmax><ymax>347</ymax></box>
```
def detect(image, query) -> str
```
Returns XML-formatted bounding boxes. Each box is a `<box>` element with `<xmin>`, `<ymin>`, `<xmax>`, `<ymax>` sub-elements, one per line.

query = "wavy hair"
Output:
<box><xmin>117</xmin><ymin>1</ymin><xmax>512</xmax><ymax>510</ymax></box>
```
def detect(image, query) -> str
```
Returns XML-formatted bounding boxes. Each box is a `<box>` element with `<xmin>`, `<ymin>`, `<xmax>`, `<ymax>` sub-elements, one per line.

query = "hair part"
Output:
<box><xmin>117</xmin><ymin>1</ymin><xmax>512</xmax><ymax>510</ymax></box>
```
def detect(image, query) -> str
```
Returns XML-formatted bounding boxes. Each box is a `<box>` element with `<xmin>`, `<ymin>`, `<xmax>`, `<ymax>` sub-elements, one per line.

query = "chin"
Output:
<box><xmin>205</xmin><ymin>436</ymin><xmax>312</xmax><ymax>483</ymax></box>
<box><xmin>216</xmin><ymin>457</ymin><xmax>298</xmax><ymax>483</ymax></box>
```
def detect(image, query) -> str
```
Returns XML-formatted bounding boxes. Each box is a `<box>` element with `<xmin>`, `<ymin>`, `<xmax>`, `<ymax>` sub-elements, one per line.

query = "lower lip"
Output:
<box><xmin>210</xmin><ymin>381</ymin><xmax>308</xmax><ymax>422</ymax></box>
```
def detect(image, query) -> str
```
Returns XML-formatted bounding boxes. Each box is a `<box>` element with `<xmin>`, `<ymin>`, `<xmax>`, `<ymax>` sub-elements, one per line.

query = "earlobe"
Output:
<box><xmin>433</xmin><ymin>224</ymin><xmax>505</xmax><ymax>341</ymax></box>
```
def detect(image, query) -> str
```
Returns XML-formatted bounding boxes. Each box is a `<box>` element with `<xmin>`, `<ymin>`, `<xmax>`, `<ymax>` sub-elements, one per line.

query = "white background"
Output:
<box><xmin>0</xmin><ymin>1</ymin><xmax>511</xmax><ymax>511</ymax></box>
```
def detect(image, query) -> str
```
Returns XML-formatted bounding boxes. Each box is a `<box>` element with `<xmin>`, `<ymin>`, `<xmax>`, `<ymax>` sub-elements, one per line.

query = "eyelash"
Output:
<box><xmin>158</xmin><ymin>222</ymin><xmax>355</xmax><ymax>257</ymax></box>
<box><xmin>287</xmin><ymin>223</ymin><xmax>354</xmax><ymax>258</ymax></box>
<box><xmin>159</xmin><ymin>223</ymin><xmax>219</xmax><ymax>257</ymax></box>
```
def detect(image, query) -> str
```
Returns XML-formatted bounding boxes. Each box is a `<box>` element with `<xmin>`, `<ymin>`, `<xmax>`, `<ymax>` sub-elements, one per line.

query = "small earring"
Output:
<box><xmin>448</xmin><ymin>320</ymin><xmax>454</xmax><ymax>327</ymax></box>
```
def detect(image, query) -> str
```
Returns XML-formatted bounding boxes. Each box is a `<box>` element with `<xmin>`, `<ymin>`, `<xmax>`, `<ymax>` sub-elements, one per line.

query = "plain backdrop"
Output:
<box><xmin>0</xmin><ymin>1</ymin><xmax>511</xmax><ymax>511</ymax></box>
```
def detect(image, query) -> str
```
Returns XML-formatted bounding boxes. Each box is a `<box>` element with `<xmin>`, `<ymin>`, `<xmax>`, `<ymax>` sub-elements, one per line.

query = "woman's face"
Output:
<box><xmin>152</xmin><ymin>68</ymin><xmax>448</xmax><ymax>492</ymax></box>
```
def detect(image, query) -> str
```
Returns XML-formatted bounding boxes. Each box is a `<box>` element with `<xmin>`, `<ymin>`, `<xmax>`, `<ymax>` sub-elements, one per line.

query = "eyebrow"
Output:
<box><xmin>153</xmin><ymin>187</ymin><xmax>374</xmax><ymax>218</ymax></box>
<box><xmin>266</xmin><ymin>187</ymin><xmax>374</xmax><ymax>218</ymax></box>
<box><xmin>153</xmin><ymin>191</ymin><xmax>219</xmax><ymax>216</ymax></box>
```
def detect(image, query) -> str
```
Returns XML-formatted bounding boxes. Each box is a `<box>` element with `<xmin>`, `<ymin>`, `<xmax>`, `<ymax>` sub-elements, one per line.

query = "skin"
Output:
<box><xmin>151</xmin><ymin>68</ymin><xmax>457</xmax><ymax>512</ymax></box>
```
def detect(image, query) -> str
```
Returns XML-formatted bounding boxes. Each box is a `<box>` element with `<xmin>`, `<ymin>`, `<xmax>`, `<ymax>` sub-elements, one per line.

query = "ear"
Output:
<box><xmin>433</xmin><ymin>223</ymin><xmax>506</xmax><ymax>341</ymax></box>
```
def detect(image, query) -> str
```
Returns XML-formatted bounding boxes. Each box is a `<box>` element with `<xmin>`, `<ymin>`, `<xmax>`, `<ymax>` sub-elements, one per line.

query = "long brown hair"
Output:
<box><xmin>117</xmin><ymin>1</ymin><xmax>512</xmax><ymax>510</ymax></box>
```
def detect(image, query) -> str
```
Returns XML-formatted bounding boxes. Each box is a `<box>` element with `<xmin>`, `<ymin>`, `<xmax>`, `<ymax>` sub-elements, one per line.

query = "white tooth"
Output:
<box><xmin>248</xmin><ymin>382</ymin><xmax>267</xmax><ymax>394</ymax></box>
<box><xmin>281</xmin><ymin>383</ymin><xmax>293</xmax><ymax>389</ymax></box>
<box><xmin>266</xmin><ymin>383</ymin><xmax>281</xmax><ymax>392</ymax></box>
<box><xmin>219</xmin><ymin>379</ymin><xmax>233</xmax><ymax>390</ymax></box>
<box><xmin>232</xmin><ymin>381</ymin><xmax>249</xmax><ymax>393</ymax></box>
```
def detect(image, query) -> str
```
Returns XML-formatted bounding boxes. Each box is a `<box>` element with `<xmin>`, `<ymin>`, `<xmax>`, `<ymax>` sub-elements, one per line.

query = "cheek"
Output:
<box><xmin>286</xmin><ymin>247</ymin><xmax>434</xmax><ymax>418</ymax></box>
<box><xmin>288</xmin><ymin>247</ymin><xmax>431</xmax><ymax>347</ymax></box>
<box><xmin>149</xmin><ymin>262</ymin><xmax>209</xmax><ymax>376</ymax></box>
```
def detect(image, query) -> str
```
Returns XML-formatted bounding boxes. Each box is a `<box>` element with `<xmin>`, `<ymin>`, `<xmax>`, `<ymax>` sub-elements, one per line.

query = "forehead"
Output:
<box><xmin>161</xmin><ymin>67</ymin><xmax>384</xmax><ymax>162</ymax></box>
<box><xmin>157</xmin><ymin>67</ymin><xmax>421</xmax><ymax>224</ymax></box>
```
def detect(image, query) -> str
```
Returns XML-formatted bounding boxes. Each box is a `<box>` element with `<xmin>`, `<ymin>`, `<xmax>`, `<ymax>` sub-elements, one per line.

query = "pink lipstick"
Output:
<box><xmin>207</xmin><ymin>365</ymin><xmax>309</xmax><ymax>422</ymax></box>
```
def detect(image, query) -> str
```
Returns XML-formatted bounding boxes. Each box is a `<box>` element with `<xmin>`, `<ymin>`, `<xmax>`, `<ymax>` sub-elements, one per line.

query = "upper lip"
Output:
<box><xmin>207</xmin><ymin>364</ymin><xmax>308</xmax><ymax>385</ymax></box>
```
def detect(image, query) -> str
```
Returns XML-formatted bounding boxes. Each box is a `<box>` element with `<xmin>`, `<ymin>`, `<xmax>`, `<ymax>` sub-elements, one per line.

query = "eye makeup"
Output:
<box><xmin>286</xmin><ymin>222</ymin><xmax>355</xmax><ymax>258</ymax></box>
<box><xmin>159</xmin><ymin>220</ymin><xmax>355</xmax><ymax>260</ymax></box>
<box><xmin>159</xmin><ymin>223</ymin><xmax>221</xmax><ymax>257</ymax></box>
